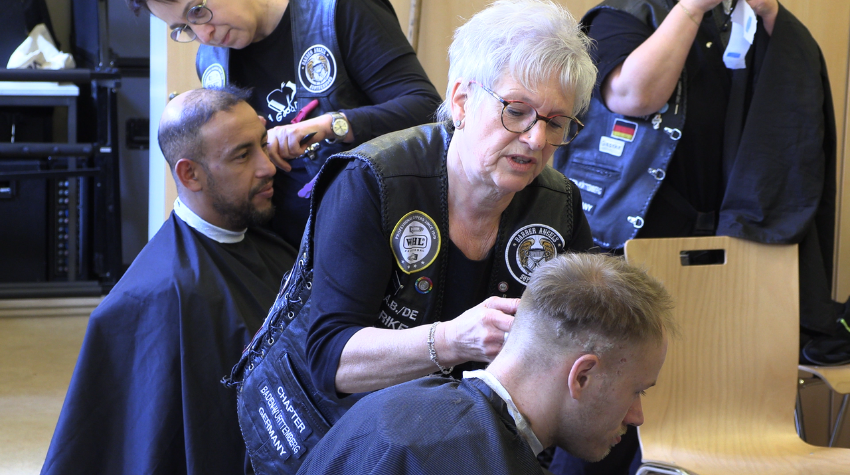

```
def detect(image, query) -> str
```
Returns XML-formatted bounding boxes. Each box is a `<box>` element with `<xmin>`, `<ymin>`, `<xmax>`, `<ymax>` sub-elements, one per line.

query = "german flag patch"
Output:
<box><xmin>611</xmin><ymin>118</ymin><xmax>638</xmax><ymax>142</ymax></box>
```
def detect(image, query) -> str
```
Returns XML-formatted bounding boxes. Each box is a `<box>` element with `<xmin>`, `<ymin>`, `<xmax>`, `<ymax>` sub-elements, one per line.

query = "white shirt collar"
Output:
<box><xmin>464</xmin><ymin>369</ymin><xmax>545</xmax><ymax>456</ymax></box>
<box><xmin>173</xmin><ymin>197</ymin><xmax>246</xmax><ymax>244</ymax></box>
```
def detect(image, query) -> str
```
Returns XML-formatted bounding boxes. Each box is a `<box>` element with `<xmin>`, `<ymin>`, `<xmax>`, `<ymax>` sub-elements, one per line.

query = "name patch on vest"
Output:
<box><xmin>391</xmin><ymin>211</ymin><xmax>441</xmax><ymax>274</ymax></box>
<box><xmin>505</xmin><ymin>224</ymin><xmax>565</xmax><ymax>284</ymax></box>
<box><xmin>572</xmin><ymin>179</ymin><xmax>604</xmax><ymax>197</ymax></box>
<box><xmin>299</xmin><ymin>44</ymin><xmax>336</xmax><ymax>93</ymax></box>
<box><xmin>201</xmin><ymin>63</ymin><xmax>226</xmax><ymax>88</ymax></box>
<box><xmin>599</xmin><ymin>136</ymin><xmax>624</xmax><ymax>157</ymax></box>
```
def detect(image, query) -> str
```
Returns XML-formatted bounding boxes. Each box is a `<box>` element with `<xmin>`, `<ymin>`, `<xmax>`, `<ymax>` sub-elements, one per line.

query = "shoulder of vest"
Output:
<box><xmin>585</xmin><ymin>0</ymin><xmax>673</xmax><ymax>29</ymax></box>
<box><xmin>290</xmin><ymin>0</ymin><xmax>335</xmax><ymax>25</ymax></box>
<box><xmin>195</xmin><ymin>45</ymin><xmax>229</xmax><ymax>83</ymax></box>
<box><xmin>338</xmin><ymin>122</ymin><xmax>451</xmax><ymax>179</ymax></box>
<box><xmin>527</xmin><ymin>166</ymin><xmax>575</xmax><ymax>196</ymax></box>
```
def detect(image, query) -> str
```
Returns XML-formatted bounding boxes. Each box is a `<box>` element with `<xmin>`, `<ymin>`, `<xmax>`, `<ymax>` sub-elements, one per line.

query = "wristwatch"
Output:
<box><xmin>325</xmin><ymin>112</ymin><xmax>349</xmax><ymax>144</ymax></box>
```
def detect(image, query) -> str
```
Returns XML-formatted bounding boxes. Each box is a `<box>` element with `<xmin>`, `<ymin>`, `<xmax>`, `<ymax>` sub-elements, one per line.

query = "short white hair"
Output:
<box><xmin>436</xmin><ymin>0</ymin><xmax>596</xmax><ymax>121</ymax></box>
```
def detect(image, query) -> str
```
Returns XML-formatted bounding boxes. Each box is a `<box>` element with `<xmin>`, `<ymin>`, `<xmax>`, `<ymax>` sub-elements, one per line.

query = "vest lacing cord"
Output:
<box><xmin>221</xmin><ymin>254</ymin><xmax>312</xmax><ymax>388</ymax></box>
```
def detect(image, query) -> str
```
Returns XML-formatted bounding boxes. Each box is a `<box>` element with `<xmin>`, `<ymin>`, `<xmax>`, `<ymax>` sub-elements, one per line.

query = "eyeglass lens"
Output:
<box><xmin>187</xmin><ymin>3</ymin><xmax>213</xmax><ymax>24</ymax></box>
<box><xmin>501</xmin><ymin>102</ymin><xmax>579</xmax><ymax>145</ymax></box>
<box><xmin>170</xmin><ymin>2</ymin><xmax>212</xmax><ymax>42</ymax></box>
<box><xmin>171</xmin><ymin>26</ymin><xmax>195</xmax><ymax>42</ymax></box>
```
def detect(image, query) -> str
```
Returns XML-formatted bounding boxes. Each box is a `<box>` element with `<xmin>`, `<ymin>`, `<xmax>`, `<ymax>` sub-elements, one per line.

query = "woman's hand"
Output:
<box><xmin>439</xmin><ymin>296</ymin><xmax>518</xmax><ymax>365</ymax></box>
<box><xmin>266</xmin><ymin>116</ymin><xmax>331</xmax><ymax>172</ymax></box>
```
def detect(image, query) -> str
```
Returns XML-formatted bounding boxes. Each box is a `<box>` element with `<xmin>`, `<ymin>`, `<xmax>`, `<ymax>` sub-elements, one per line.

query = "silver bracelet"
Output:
<box><xmin>427</xmin><ymin>321</ymin><xmax>454</xmax><ymax>375</ymax></box>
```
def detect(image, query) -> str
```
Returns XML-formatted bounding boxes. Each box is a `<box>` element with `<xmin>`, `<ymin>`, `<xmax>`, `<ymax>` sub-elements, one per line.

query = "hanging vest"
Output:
<box><xmin>553</xmin><ymin>0</ymin><xmax>687</xmax><ymax>250</ymax></box>
<box><xmin>195</xmin><ymin>0</ymin><xmax>375</xmax><ymax>175</ymax></box>
<box><xmin>224</xmin><ymin>121</ymin><xmax>582</xmax><ymax>474</ymax></box>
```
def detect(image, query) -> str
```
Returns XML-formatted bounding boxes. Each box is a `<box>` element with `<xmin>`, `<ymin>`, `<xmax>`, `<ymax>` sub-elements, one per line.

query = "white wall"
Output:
<box><xmin>148</xmin><ymin>16</ymin><xmax>169</xmax><ymax>239</ymax></box>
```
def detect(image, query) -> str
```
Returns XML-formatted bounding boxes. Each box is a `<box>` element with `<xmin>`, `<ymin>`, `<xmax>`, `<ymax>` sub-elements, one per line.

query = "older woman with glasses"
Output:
<box><xmin>229</xmin><ymin>1</ymin><xmax>598</xmax><ymax>473</ymax></box>
<box><xmin>127</xmin><ymin>0</ymin><xmax>441</xmax><ymax>248</ymax></box>
<box><xmin>233</xmin><ymin>0</ymin><xmax>596</xmax><ymax>472</ymax></box>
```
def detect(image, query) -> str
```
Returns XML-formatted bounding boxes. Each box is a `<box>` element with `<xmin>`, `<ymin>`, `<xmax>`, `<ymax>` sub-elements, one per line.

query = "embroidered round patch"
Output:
<box><xmin>415</xmin><ymin>277</ymin><xmax>433</xmax><ymax>294</ymax></box>
<box><xmin>298</xmin><ymin>44</ymin><xmax>336</xmax><ymax>93</ymax></box>
<box><xmin>391</xmin><ymin>211</ymin><xmax>441</xmax><ymax>274</ymax></box>
<box><xmin>505</xmin><ymin>224</ymin><xmax>565</xmax><ymax>285</ymax></box>
<box><xmin>201</xmin><ymin>63</ymin><xmax>226</xmax><ymax>88</ymax></box>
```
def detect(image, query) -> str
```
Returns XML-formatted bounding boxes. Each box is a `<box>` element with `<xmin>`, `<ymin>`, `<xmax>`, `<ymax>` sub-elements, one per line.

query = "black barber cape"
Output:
<box><xmin>717</xmin><ymin>4</ymin><xmax>837</xmax><ymax>335</ymax></box>
<box><xmin>296</xmin><ymin>377</ymin><xmax>544</xmax><ymax>475</ymax></box>
<box><xmin>41</xmin><ymin>212</ymin><xmax>295</xmax><ymax>475</ymax></box>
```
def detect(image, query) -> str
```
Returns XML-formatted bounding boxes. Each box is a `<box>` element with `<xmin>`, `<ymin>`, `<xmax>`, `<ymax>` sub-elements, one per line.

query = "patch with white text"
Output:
<box><xmin>266</xmin><ymin>81</ymin><xmax>298</xmax><ymax>123</ymax></box>
<box><xmin>379</xmin><ymin>294</ymin><xmax>421</xmax><ymax>329</ymax></box>
<box><xmin>572</xmin><ymin>179</ymin><xmax>604</xmax><ymax>197</ymax></box>
<box><xmin>258</xmin><ymin>381</ymin><xmax>308</xmax><ymax>459</ymax></box>
<box><xmin>391</xmin><ymin>211</ymin><xmax>441</xmax><ymax>274</ymax></box>
<box><xmin>298</xmin><ymin>44</ymin><xmax>336</xmax><ymax>93</ymax></box>
<box><xmin>257</xmin><ymin>384</ymin><xmax>291</xmax><ymax>460</ymax></box>
<box><xmin>506</xmin><ymin>224</ymin><xmax>565</xmax><ymax>284</ymax></box>
<box><xmin>201</xmin><ymin>63</ymin><xmax>226</xmax><ymax>88</ymax></box>
<box><xmin>599</xmin><ymin>136</ymin><xmax>625</xmax><ymax>157</ymax></box>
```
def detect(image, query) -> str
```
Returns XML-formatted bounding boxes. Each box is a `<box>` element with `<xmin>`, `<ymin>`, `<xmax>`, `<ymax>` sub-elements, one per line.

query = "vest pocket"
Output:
<box><xmin>236</xmin><ymin>348</ymin><xmax>331</xmax><ymax>474</ymax></box>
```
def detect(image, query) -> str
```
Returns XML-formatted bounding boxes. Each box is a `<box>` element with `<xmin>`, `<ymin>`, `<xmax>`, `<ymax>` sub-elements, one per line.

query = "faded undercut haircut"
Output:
<box><xmin>157</xmin><ymin>86</ymin><xmax>252</xmax><ymax>171</ymax></box>
<box><xmin>515</xmin><ymin>253</ymin><xmax>674</xmax><ymax>356</ymax></box>
<box><xmin>436</xmin><ymin>0</ymin><xmax>596</xmax><ymax>121</ymax></box>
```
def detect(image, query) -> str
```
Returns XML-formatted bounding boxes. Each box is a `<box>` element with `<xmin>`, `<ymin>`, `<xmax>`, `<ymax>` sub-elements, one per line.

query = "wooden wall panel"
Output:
<box><xmin>390</xmin><ymin>0</ymin><xmax>600</xmax><ymax>97</ymax></box>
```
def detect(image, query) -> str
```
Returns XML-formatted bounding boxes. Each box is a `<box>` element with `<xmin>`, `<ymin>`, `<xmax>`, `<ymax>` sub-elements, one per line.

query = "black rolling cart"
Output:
<box><xmin>0</xmin><ymin>68</ymin><xmax>123</xmax><ymax>298</ymax></box>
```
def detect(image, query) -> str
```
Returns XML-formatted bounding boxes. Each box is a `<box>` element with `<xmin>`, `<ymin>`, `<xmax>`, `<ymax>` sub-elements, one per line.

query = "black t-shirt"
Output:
<box><xmin>305</xmin><ymin>159</ymin><xmax>595</xmax><ymax>397</ymax></box>
<box><xmin>589</xmin><ymin>8</ymin><xmax>731</xmax><ymax>237</ymax></box>
<box><xmin>225</xmin><ymin>0</ymin><xmax>442</xmax><ymax>248</ymax></box>
<box><xmin>230</xmin><ymin>8</ymin><xmax>300</xmax><ymax>125</ymax></box>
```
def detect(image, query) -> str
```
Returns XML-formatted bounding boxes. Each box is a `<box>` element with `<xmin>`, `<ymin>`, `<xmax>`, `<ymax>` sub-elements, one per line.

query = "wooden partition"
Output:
<box><xmin>390</xmin><ymin>0</ymin><xmax>598</xmax><ymax>96</ymax></box>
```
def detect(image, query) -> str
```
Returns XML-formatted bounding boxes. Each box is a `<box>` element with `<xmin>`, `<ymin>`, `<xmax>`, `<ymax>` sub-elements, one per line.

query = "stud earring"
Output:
<box><xmin>453</xmin><ymin>119</ymin><xmax>464</xmax><ymax>129</ymax></box>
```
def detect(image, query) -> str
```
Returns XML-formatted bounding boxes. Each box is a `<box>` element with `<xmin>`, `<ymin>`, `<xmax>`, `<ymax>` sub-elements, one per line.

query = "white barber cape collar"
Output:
<box><xmin>464</xmin><ymin>369</ymin><xmax>545</xmax><ymax>456</ymax></box>
<box><xmin>173</xmin><ymin>198</ymin><xmax>247</xmax><ymax>244</ymax></box>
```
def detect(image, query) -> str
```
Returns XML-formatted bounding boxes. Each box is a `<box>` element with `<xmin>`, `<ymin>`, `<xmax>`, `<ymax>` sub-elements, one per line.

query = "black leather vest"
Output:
<box><xmin>337</xmin><ymin>122</ymin><xmax>579</xmax><ymax>328</ymax></box>
<box><xmin>226</xmin><ymin>122</ymin><xmax>581</xmax><ymax>474</ymax></box>
<box><xmin>554</xmin><ymin>0</ymin><xmax>687</xmax><ymax>250</ymax></box>
<box><xmin>195</xmin><ymin>0</ymin><xmax>375</xmax><ymax>173</ymax></box>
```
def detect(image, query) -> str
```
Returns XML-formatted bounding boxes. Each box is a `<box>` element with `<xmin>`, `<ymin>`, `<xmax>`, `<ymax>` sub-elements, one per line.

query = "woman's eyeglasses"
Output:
<box><xmin>471</xmin><ymin>80</ymin><xmax>583</xmax><ymax>146</ymax></box>
<box><xmin>170</xmin><ymin>0</ymin><xmax>214</xmax><ymax>43</ymax></box>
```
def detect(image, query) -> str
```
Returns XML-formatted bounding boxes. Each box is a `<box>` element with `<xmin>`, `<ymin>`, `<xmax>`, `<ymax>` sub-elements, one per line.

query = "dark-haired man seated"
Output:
<box><xmin>41</xmin><ymin>87</ymin><xmax>296</xmax><ymax>475</ymax></box>
<box><xmin>296</xmin><ymin>253</ymin><xmax>674</xmax><ymax>475</ymax></box>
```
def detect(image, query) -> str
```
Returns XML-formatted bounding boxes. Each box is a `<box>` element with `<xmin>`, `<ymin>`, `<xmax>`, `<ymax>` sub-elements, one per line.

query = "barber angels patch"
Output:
<box><xmin>506</xmin><ymin>224</ymin><xmax>564</xmax><ymax>284</ymax></box>
<box><xmin>201</xmin><ymin>63</ymin><xmax>226</xmax><ymax>88</ymax></box>
<box><xmin>391</xmin><ymin>211</ymin><xmax>441</xmax><ymax>274</ymax></box>
<box><xmin>299</xmin><ymin>44</ymin><xmax>336</xmax><ymax>93</ymax></box>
